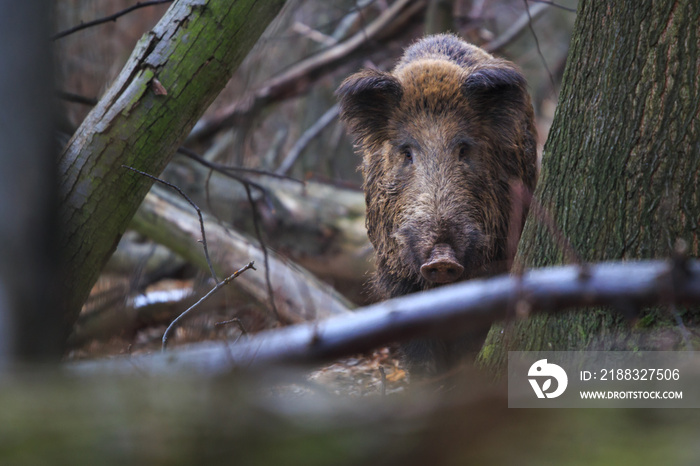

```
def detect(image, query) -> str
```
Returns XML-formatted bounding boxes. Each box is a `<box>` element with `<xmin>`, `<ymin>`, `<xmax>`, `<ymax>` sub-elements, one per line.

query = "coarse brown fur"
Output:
<box><xmin>337</xmin><ymin>34</ymin><xmax>537</xmax><ymax>376</ymax></box>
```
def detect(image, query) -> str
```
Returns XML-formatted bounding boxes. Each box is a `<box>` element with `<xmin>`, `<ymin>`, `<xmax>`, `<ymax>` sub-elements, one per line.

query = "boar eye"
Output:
<box><xmin>458</xmin><ymin>143</ymin><xmax>472</xmax><ymax>164</ymax></box>
<box><xmin>400</xmin><ymin>146</ymin><xmax>413</xmax><ymax>164</ymax></box>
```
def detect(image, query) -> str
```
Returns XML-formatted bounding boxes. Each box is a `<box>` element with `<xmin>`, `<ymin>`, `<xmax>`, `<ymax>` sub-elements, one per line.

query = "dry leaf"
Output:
<box><xmin>151</xmin><ymin>78</ymin><xmax>168</xmax><ymax>96</ymax></box>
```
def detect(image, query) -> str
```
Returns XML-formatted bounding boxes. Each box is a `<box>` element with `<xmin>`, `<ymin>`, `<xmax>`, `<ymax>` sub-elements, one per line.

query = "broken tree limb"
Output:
<box><xmin>131</xmin><ymin>185</ymin><xmax>354</xmax><ymax>323</ymax></box>
<box><xmin>70</xmin><ymin>172</ymin><xmax>368</xmax><ymax>346</ymax></box>
<box><xmin>57</xmin><ymin>0</ymin><xmax>287</xmax><ymax>340</ymax></box>
<box><xmin>166</xmin><ymin>156</ymin><xmax>373</xmax><ymax>298</ymax></box>
<box><xmin>73</xmin><ymin>259</ymin><xmax>700</xmax><ymax>375</ymax></box>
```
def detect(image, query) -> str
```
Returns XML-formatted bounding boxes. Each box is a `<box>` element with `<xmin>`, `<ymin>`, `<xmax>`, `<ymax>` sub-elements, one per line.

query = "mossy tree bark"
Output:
<box><xmin>58</xmin><ymin>0</ymin><xmax>286</xmax><ymax>346</ymax></box>
<box><xmin>481</xmin><ymin>0</ymin><xmax>700</xmax><ymax>367</ymax></box>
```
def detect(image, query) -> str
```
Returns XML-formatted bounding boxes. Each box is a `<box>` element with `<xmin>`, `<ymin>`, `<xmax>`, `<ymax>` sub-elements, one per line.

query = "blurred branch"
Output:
<box><xmin>123</xmin><ymin>165</ymin><xmax>219</xmax><ymax>283</ymax></box>
<box><xmin>293</xmin><ymin>21</ymin><xmax>337</xmax><ymax>46</ymax></box>
<box><xmin>131</xmin><ymin>186</ymin><xmax>354</xmax><ymax>324</ymax></box>
<box><xmin>276</xmin><ymin>103</ymin><xmax>340</xmax><ymax>175</ymax></box>
<box><xmin>52</xmin><ymin>0</ymin><xmax>174</xmax><ymax>40</ymax></box>
<box><xmin>521</xmin><ymin>0</ymin><xmax>557</xmax><ymax>90</ymax></box>
<box><xmin>188</xmin><ymin>0</ymin><xmax>426</xmax><ymax>141</ymax></box>
<box><xmin>57</xmin><ymin>90</ymin><xmax>99</xmax><ymax>106</ymax></box>
<box><xmin>331</xmin><ymin>0</ymin><xmax>375</xmax><ymax>41</ymax></box>
<box><xmin>74</xmin><ymin>258</ymin><xmax>700</xmax><ymax>374</ymax></box>
<box><xmin>483</xmin><ymin>2</ymin><xmax>549</xmax><ymax>53</ymax></box>
<box><xmin>167</xmin><ymin>157</ymin><xmax>372</xmax><ymax>295</ymax></box>
<box><xmin>425</xmin><ymin>0</ymin><xmax>454</xmax><ymax>34</ymax></box>
<box><xmin>527</xmin><ymin>0</ymin><xmax>577</xmax><ymax>13</ymax></box>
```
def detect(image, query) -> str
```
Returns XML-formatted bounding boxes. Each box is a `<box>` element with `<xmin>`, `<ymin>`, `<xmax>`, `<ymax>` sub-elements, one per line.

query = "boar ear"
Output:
<box><xmin>462</xmin><ymin>63</ymin><xmax>527</xmax><ymax>106</ymax></box>
<box><xmin>336</xmin><ymin>69</ymin><xmax>403</xmax><ymax>148</ymax></box>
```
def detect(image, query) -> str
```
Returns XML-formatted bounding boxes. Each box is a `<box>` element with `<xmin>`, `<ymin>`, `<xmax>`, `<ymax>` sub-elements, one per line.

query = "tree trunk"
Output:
<box><xmin>57</xmin><ymin>0</ymin><xmax>286</xmax><ymax>343</ymax></box>
<box><xmin>481</xmin><ymin>0</ymin><xmax>700</xmax><ymax>366</ymax></box>
<box><xmin>0</xmin><ymin>2</ymin><xmax>61</xmax><ymax>361</ymax></box>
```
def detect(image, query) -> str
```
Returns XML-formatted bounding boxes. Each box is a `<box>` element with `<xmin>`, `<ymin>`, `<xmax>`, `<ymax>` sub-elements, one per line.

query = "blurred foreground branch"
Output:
<box><xmin>74</xmin><ymin>258</ymin><xmax>700</xmax><ymax>374</ymax></box>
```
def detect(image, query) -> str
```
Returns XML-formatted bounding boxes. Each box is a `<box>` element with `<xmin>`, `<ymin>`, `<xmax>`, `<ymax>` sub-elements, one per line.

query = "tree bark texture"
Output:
<box><xmin>481</xmin><ymin>0</ymin><xmax>700</xmax><ymax>364</ymax></box>
<box><xmin>57</xmin><ymin>0</ymin><xmax>286</xmax><ymax>339</ymax></box>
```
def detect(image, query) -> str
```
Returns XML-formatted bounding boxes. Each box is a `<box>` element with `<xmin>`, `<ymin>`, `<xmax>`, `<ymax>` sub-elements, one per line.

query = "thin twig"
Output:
<box><xmin>177</xmin><ymin>147</ymin><xmax>303</xmax><ymax>184</ymax></box>
<box><xmin>174</xmin><ymin>148</ymin><xmax>283</xmax><ymax>322</ymax></box>
<box><xmin>176</xmin><ymin>146</ymin><xmax>294</xmax><ymax>250</ymax></box>
<box><xmin>122</xmin><ymin>165</ymin><xmax>219</xmax><ymax>283</ymax></box>
<box><xmin>162</xmin><ymin>261</ymin><xmax>256</xmax><ymax>350</ymax></box>
<box><xmin>379</xmin><ymin>366</ymin><xmax>387</xmax><ymax>396</ymax></box>
<box><xmin>188</xmin><ymin>0</ymin><xmax>421</xmax><ymax>141</ymax></box>
<box><xmin>215</xmin><ymin>317</ymin><xmax>247</xmax><ymax>334</ymax></box>
<box><xmin>175</xmin><ymin>146</ymin><xmax>297</xmax><ymax>322</ymax></box>
<box><xmin>52</xmin><ymin>0</ymin><xmax>174</xmax><ymax>40</ymax></box>
<box><xmin>519</xmin><ymin>187</ymin><xmax>588</xmax><ymax>276</ymax></box>
<box><xmin>527</xmin><ymin>0</ymin><xmax>577</xmax><ymax>13</ymax></box>
<box><xmin>179</xmin><ymin>150</ymin><xmax>268</xmax><ymax>194</ymax></box>
<box><xmin>484</xmin><ymin>3</ymin><xmax>550</xmax><ymax>53</ymax></box>
<box><xmin>276</xmin><ymin>103</ymin><xmax>340</xmax><ymax>175</ymax></box>
<box><xmin>522</xmin><ymin>0</ymin><xmax>557</xmax><ymax>92</ymax></box>
<box><xmin>243</xmin><ymin>183</ymin><xmax>281</xmax><ymax>322</ymax></box>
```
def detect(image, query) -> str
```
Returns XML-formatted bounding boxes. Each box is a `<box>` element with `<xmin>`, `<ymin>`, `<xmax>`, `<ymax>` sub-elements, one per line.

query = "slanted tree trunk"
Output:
<box><xmin>57</xmin><ymin>0</ymin><xmax>286</xmax><ymax>344</ymax></box>
<box><xmin>481</xmin><ymin>0</ymin><xmax>700</xmax><ymax>366</ymax></box>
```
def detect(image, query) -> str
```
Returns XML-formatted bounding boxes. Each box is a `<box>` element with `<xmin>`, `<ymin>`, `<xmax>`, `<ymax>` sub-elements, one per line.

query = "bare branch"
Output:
<box><xmin>276</xmin><ymin>103</ymin><xmax>340</xmax><ymax>175</ymax></box>
<box><xmin>176</xmin><ymin>147</ymin><xmax>302</xmax><ymax>184</ymax></box>
<box><xmin>188</xmin><ymin>0</ymin><xmax>425</xmax><ymax>141</ymax></box>
<box><xmin>122</xmin><ymin>165</ymin><xmax>219</xmax><ymax>283</ymax></box>
<box><xmin>131</xmin><ymin>186</ymin><xmax>354</xmax><ymax>323</ymax></box>
<box><xmin>162</xmin><ymin>261</ymin><xmax>256</xmax><ymax>350</ymax></box>
<box><xmin>52</xmin><ymin>0</ymin><xmax>174</xmax><ymax>40</ymax></box>
<box><xmin>521</xmin><ymin>0</ymin><xmax>557</xmax><ymax>91</ymax></box>
<box><xmin>483</xmin><ymin>3</ymin><xmax>550</xmax><ymax>53</ymax></box>
<box><xmin>74</xmin><ymin>259</ymin><xmax>700</xmax><ymax>374</ymax></box>
<box><xmin>527</xmin><ymin>0</ymin><xmax>577</xmax><ymax>13</ymax></box>
<box><xmin>242</xmin><ymin>182</ymin><xmax>281</xmax><ymax>322</ymax></box>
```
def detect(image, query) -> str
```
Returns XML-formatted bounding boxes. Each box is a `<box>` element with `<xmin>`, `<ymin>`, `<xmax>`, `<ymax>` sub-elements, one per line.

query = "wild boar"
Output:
<box><xmin>337</xmin><ymin>34</ymin><xmax>537</xmax><ymax>375</ymax></box>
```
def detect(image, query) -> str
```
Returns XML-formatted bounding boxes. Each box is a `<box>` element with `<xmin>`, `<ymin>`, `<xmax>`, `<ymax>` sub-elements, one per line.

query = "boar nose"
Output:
<box><xmin>420</xmin><ymin>243</ymin><xmax>464</xmax><ymax>283</ymax></box>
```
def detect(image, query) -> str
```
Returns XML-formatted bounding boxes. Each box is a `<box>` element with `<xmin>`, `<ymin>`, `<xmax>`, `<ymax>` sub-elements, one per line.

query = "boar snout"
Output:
<box><xmin>420</xmin><ymin>243</ymin><xmax>464</xmax><ymax>283</ymax></box>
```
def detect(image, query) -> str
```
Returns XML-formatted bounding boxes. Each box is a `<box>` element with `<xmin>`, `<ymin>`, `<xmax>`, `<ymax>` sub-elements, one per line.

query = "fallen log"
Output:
<box><xmin>73</xmin><ymin>259</ymin><xmax>700</xmax><ymax>375</ymax></box>
<box><xmin>131</xmin><ymin>185</ymin><xmax>354</xmax><ymax>324</ymax></box>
